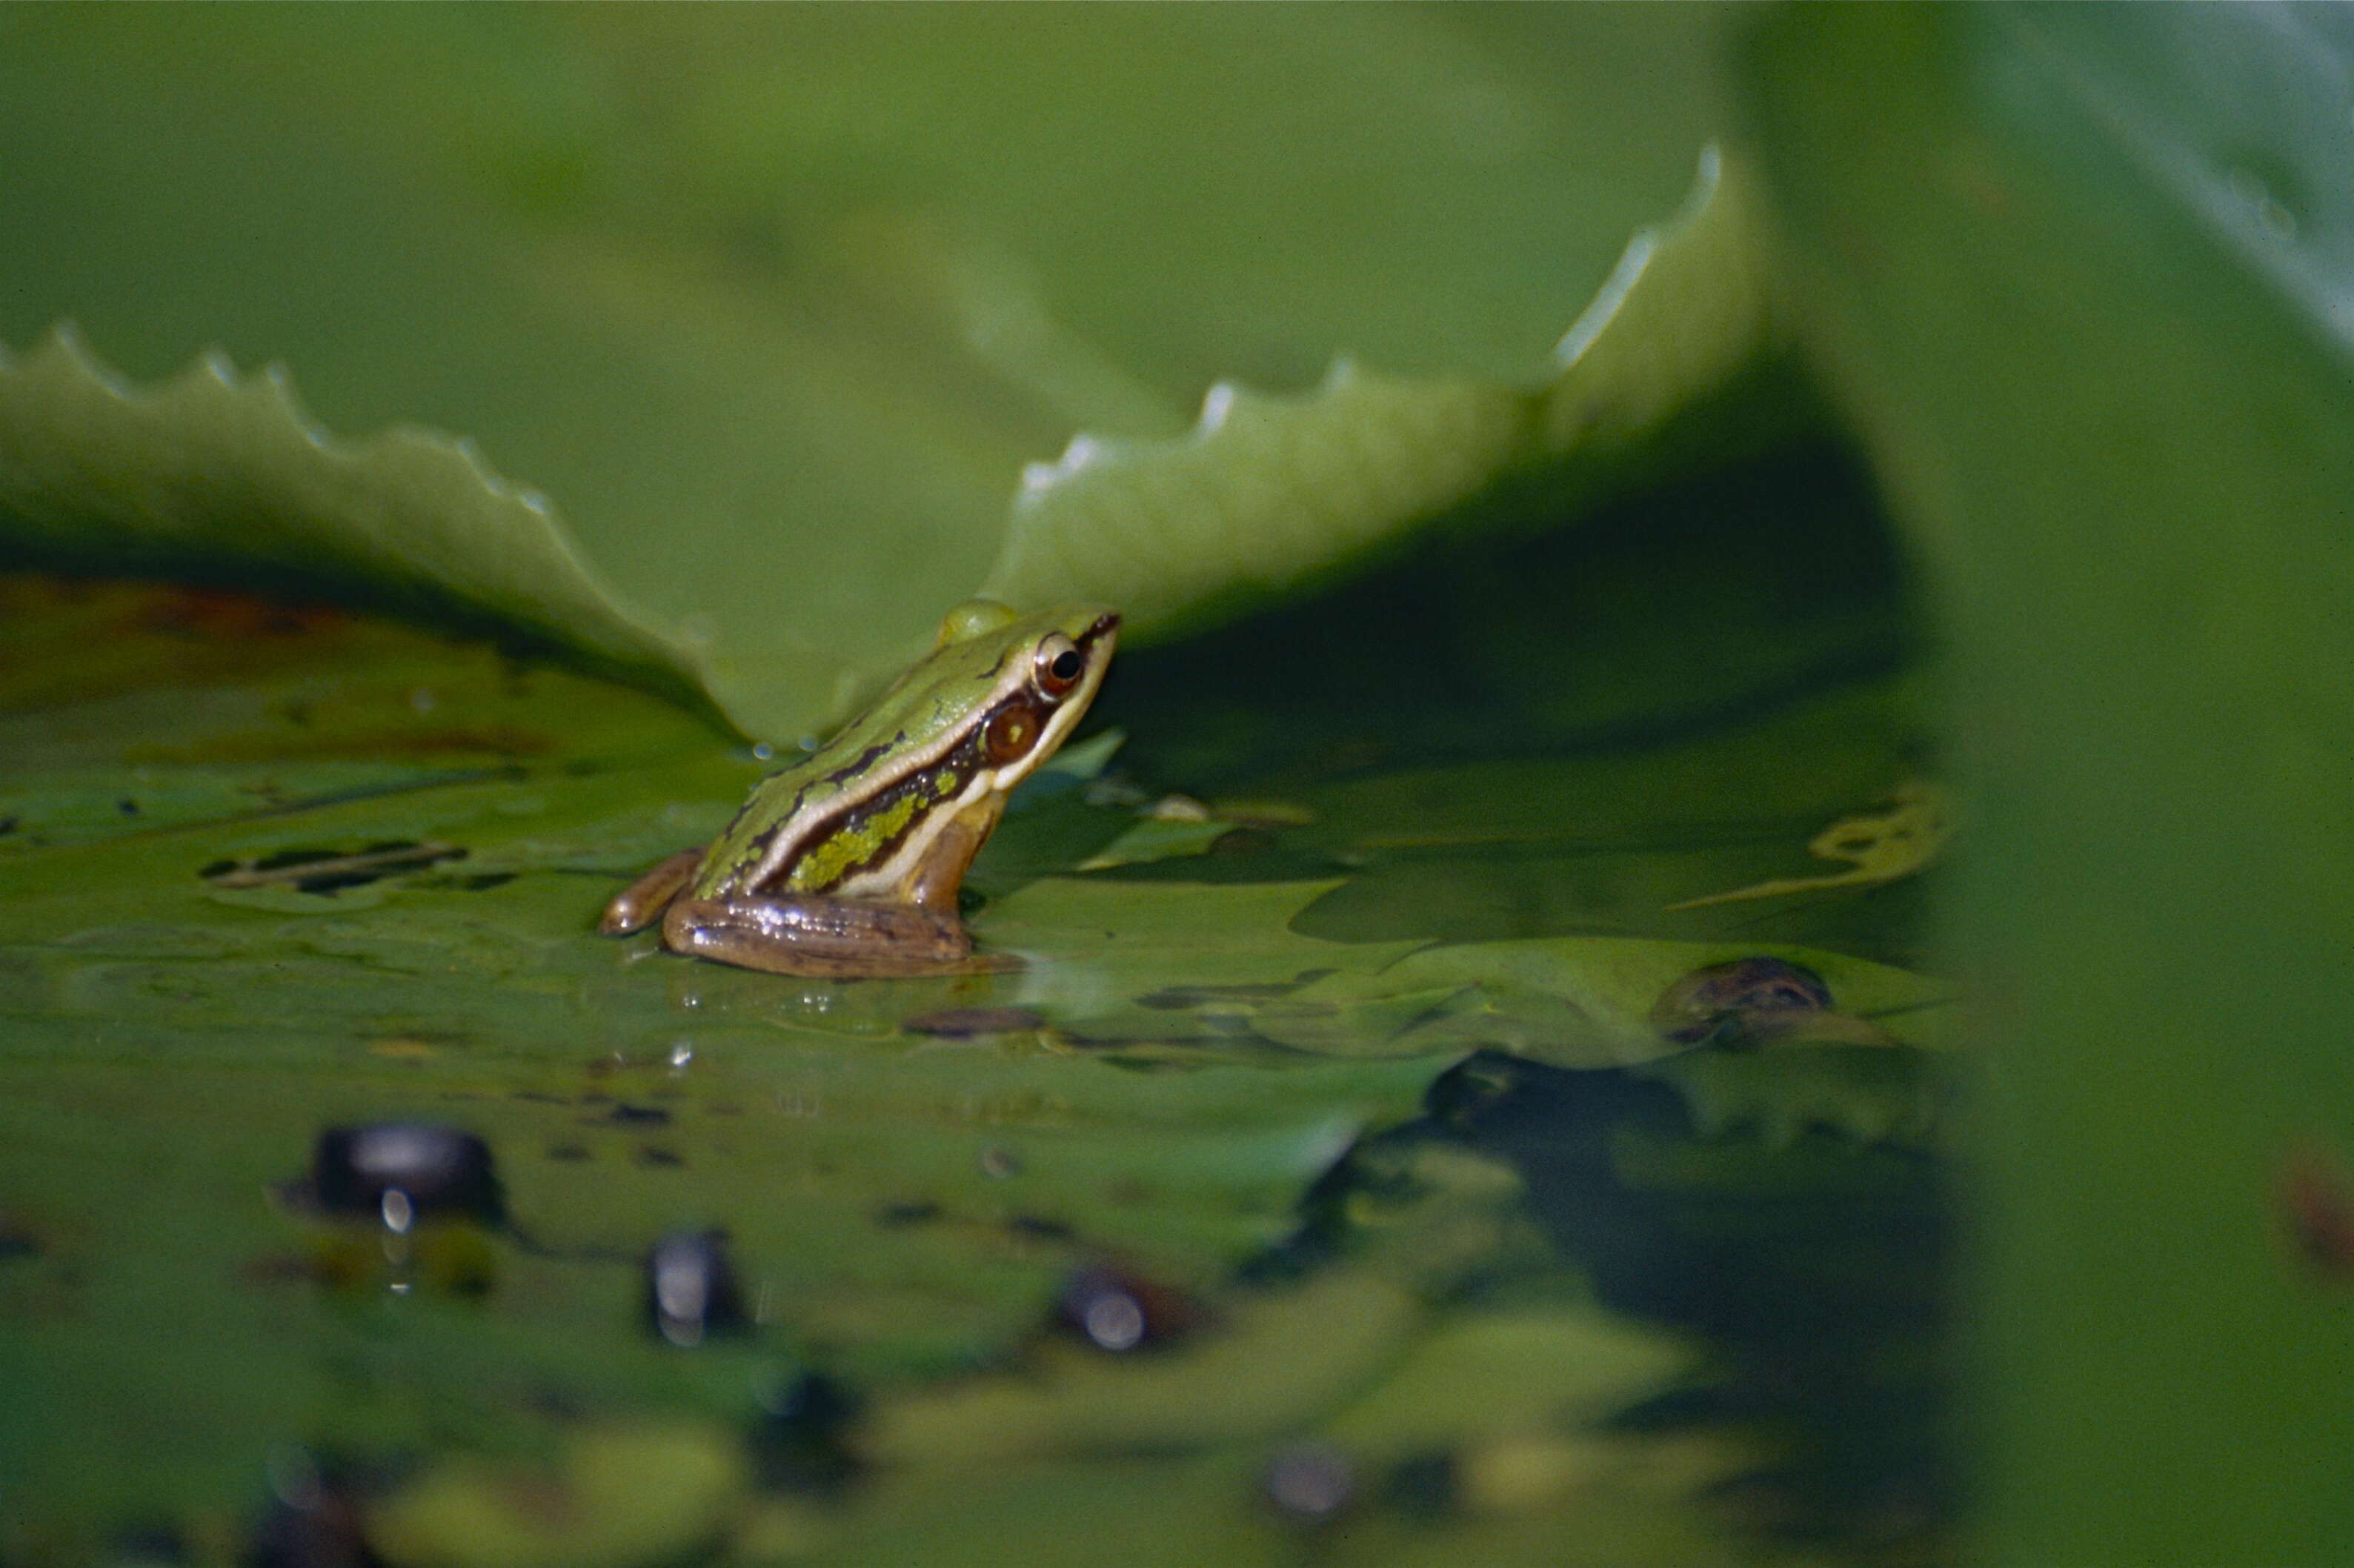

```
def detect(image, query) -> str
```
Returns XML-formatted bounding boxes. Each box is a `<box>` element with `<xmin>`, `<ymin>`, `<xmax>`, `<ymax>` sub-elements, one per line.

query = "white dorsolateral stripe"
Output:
<box><xmin>737</xmin><ymin>635</ymin><xmax>1114</xmax><ymax>899</ymax></box>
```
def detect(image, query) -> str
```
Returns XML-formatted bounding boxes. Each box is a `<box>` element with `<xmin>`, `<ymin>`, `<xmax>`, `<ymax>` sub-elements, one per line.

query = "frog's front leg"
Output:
<box><xmin>600</xmin><ymin>848</ymin><xmax>705</xmax><ymax>936</ymax></box>
<box><xmin>660</xmin><ymin>894</ymin><xmax>976</xmax><ymax>977</ymax></box>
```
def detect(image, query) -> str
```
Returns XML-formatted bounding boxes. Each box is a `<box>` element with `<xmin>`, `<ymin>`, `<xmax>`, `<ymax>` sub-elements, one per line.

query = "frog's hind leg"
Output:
<box><xmin>662</xmin><ymin>894</ymin><xmax>976</xmax><ymax>977</ymax></box>
<box><xmin>600</xmin><ymin>848</ymin><xmax>704</xmax><ymax>935</ymax></box>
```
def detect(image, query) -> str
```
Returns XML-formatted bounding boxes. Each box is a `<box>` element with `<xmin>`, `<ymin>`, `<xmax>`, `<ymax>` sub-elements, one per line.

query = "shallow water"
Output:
<box><xmin>0</xmin><ymin>445</ymin><xmax>1955</xmax><ymax>1566</ymax></box>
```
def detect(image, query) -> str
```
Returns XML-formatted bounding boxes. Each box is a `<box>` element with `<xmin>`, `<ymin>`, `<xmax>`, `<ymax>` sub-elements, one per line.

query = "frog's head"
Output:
<box><xmin>926</xmin><ymin>599</ymin><xmax>1120</xmax><ymax>788</ymax></box>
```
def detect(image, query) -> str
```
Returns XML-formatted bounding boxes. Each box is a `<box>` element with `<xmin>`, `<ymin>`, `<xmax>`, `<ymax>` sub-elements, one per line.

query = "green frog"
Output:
<box><xmin>602</xmin><ymin>599</ymin><xmax>1118</xmax><ymax>977</ymax></box>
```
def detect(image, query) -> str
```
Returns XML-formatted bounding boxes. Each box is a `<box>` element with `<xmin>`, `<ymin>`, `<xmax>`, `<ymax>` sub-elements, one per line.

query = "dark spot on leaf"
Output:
<box><xmin>2278</xmin><ymin>1144</ymin><xmax>2354</xmax><ymax>1284</ymax></box>
<box><xmin>545</xmin><ymin>1143</ymin><xmax>590</xmax><ymax>1163</ymax></box>
<box><xmin>105</xmin><ymin>1529</ymin><xmax>190</xmax><ymax>1565</ymax></box>
<box><xmin>636</xmin><ymin>1147</ymin><xmax>685</xmax><ymax>1169</ymax></box>
<box><xmin>1386</xmin><ymin>1452</ymin><xmax>1457</xmax><ymax>1518</ymax></box>
<box><xmin>244</xmin><ymin>1451</ymin><xmax>378</xmax><ymax>1568</ymax></box>
<box><xmin>116</xmin><ymin>797</ymin><xmax>140</xmax><ymax>817</ymax></box>
<box><xmin>751</xmin><ymin>1370</ymin><xmax>863</xmax><ymax>1495</ymax></box>
<box><xmin>1005</xmin><ymin>1215</ymin><xmax>1073</xmax><ymax>1241</ymax></box>
<box><xmin>1208</xmin><ymin>825</ymin><xmax>1274</xmax><ymax>857</ymax></box>
<box><xmin>240</xmin><ymin>1244</ymin><xmax>341</xmax><ymax>1292</ymax></box>
<box><xmin>603</xmin><ymin>1103</ymin><xmax>671</xmax><ymax>1126</ymax></box>
<box><xmin>204</xmin><ymin>840</ymin><xmax>465</xmax><ymax>894</ymax></box>
<box><xmin>0</xmin><ymin>1214</ymin><xmax>44</xmax><ymax>1262</ymax></box>
<box><xmin>509</xmin><ymin>1090</ymin><xmax>567</xmax><ymax>1105</ymax></box>
<box><xmin>0</xmin><ymin>816</ymin><xmax>18</xmax><ymax>836</ymax></box>
<box><xmin>1134</xmin><ymin>980</ymin><xmax>1303</xmax><ymax>1011</ymax></box>
<box><xmin>902</xmin><ymin>1006</ymin><xmax>1045</xmax><ymax>1038</ymax></box>
<box><xmin>875</xmin><ymin>1200</ymin><xmax>941</xmax><ymax>1228</ymax></box>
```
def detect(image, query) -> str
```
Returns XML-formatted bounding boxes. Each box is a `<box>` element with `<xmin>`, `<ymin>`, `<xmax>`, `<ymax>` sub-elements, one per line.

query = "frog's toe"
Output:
<box><xmin>601</xmin><ymin>848</ymin><xmax>704</xmax><ymax>935</ymax></box>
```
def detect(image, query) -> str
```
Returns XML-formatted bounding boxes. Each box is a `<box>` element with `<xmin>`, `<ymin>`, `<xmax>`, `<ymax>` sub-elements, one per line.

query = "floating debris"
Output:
<box><xmin>1651</xmin><ymin>957</ymin><xmax>1833</xmax><ymax>1047</ymax></box>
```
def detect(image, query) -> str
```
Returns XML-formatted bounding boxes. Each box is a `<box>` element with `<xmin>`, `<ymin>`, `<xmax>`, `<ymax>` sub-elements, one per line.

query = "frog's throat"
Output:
<box><xmin>734</xmin><ymin>617</ymin><xmax>1117</xmax><ymax>900</ymax></box>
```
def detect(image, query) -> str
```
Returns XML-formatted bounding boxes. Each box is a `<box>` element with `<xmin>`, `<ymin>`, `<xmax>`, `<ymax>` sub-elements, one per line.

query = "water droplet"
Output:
<box><xmin>646</xmin><ymin>1230</ymin><xmax>746</xmax><ymax>1346</ymax></box>
<box><xmin>1057</xmin><ymin>1264</ymin><xmax>1194</xmax><ymax>1351</ymax></box>
<box><xmin>1263</xmin><ymin>1444</ymin><xmax>1354</xmax><ymax>1520</ymax></box>
<box><xmin>303</xmin><ymin>1123</ymin><xmax>503</xmax><ymax>1224</ymax></box>
<box><xmin>1082</xmin><ymin>1294</ymin><xmax>1146</xmax><ymax>1351</ymax></box>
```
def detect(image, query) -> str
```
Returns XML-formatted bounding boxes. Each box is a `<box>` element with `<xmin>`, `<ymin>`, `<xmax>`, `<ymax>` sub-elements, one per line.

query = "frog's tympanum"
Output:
<box><xmin>602</xmin><ymin>600</ymin><xmax>1118</xmax><ymax>977</ymax></box>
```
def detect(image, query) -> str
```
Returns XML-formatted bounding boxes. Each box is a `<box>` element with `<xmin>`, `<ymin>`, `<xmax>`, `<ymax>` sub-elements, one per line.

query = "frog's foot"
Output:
<box><xmin>661</xmin><ymin>894</ymin><xmax>980</xmax><ymax>978</ymax></box>
<box><xmin>600</xmin><ymin>848</ymin><xmax>704</xmax><ymax>936</ymax></box>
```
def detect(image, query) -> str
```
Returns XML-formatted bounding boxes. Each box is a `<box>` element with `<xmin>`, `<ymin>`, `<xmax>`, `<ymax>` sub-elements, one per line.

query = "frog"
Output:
<box><xmin>601</xmin><ymin>599</ymin><xmax>1118</xmax><ymax>977</ymax></box>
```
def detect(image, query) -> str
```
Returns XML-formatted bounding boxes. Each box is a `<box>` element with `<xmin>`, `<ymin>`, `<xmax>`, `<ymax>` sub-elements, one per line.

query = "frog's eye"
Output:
<box><xmin>985</xmin><ymin>702</ymin><xmax>1041</xmax><ymax>764</ymax></box>
<box><xmin>1034</xmin><ymin>634</ymin><xmax>1085</xmax><ymax>698</ymax></box>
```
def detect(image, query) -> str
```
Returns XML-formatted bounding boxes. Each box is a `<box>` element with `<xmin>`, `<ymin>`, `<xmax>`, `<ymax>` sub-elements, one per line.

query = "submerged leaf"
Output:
<box><xmin>1320</xmin><ymin>1306</ymin><xmax>1694</xmax><ymax>1464</ymax></box>
<box><xmin>1666</xmin><ymin>778</ymin><xmax>1952</xmax><ymax>908</ymax></box>
<box><xmin>366</xmin><ymin>1422</ymin><xmax>750</xmax><ymax>1568</ymax></box>
<box><xmin>1633</xmin><ymin>1043</ymin><xmax>1947</xmax><ymax>1151</ymax></box>
<box><xmin>862</xmin><ymin>1272</ymin><xmax>1422</xmax><ymax>1469</ymax></box>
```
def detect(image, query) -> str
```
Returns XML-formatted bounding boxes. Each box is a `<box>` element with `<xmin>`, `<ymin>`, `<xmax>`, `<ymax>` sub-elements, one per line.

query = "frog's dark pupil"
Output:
<box><xmin>1050</xmin><ymin>650</ymin><xmax>1083</xmax><ymax>685</ymax></box>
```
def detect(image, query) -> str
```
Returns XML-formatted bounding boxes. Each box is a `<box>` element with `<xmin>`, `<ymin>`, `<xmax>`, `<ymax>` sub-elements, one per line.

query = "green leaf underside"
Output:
<box><xmin>0</xmin><ymin>328</ymin><xmax>728</xmax><ymax>726</ymax></box>
<box><xmin>0</xmin><ymin>146</ymin><xmax>1782</xmax><ymax>745</ymax></box>
<box><xmin>982</xmin><ymin>146</ymin><xmax>1788</xmax><ymax>640</ymax></box>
